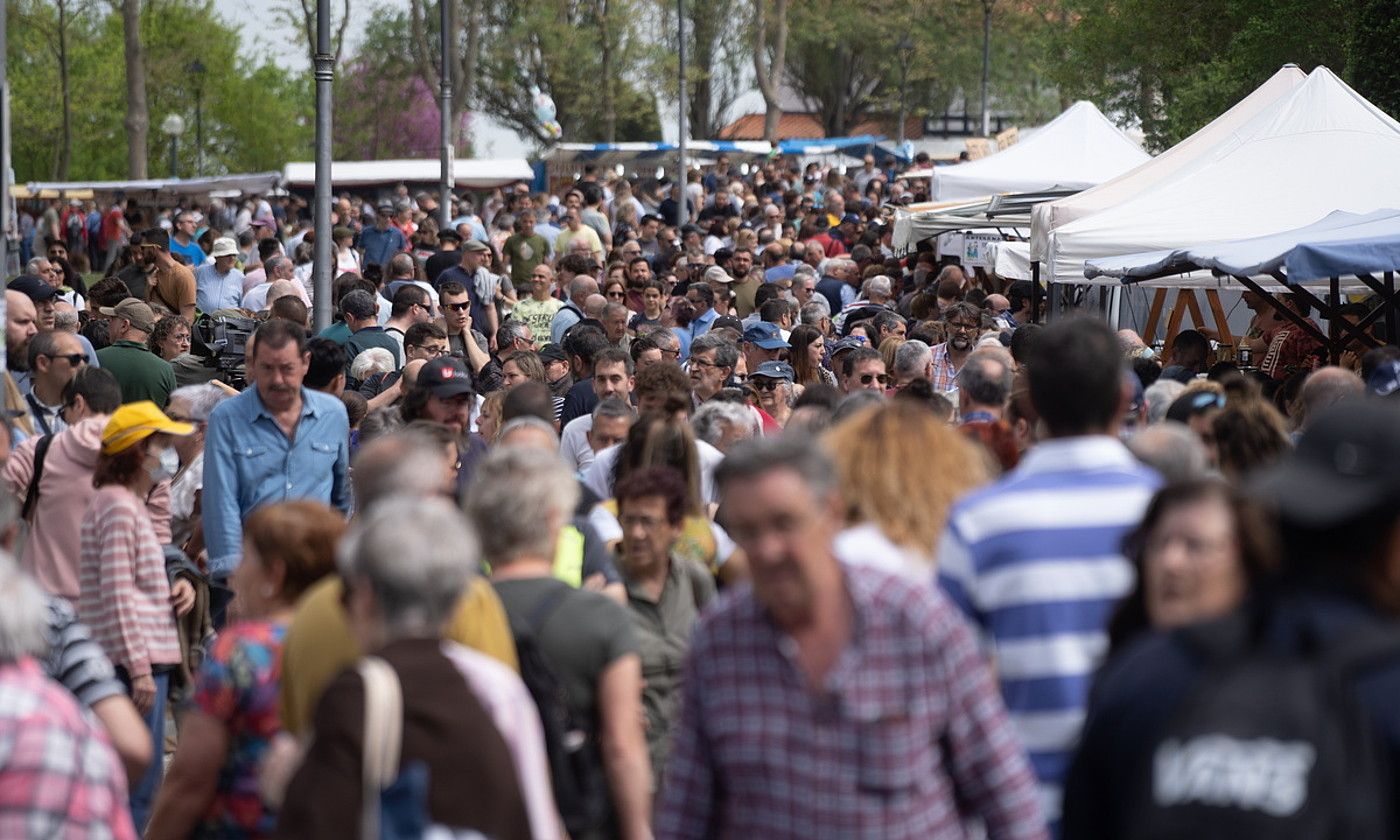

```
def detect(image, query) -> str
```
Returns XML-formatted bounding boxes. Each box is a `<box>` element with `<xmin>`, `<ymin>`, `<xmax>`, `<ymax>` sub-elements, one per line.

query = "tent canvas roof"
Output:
<box><xmin>932</xmin><ymin>101</ymin><xmax>1148</xmax><ymax>202</ymax></box>
<box><xmin>1030</xmin><ymin>65</ymin><xmax>1308</xmax><ymax>262</ymax></box>
<box><xmin>1085</xmin><ymin>208</ymin><xmax>1400</xmax><ymax>286</ymax></box>
<box><xmin>1046</xmin><ymin>66</ymin><xmax>1400</xmax><ymax>286</ymax></box>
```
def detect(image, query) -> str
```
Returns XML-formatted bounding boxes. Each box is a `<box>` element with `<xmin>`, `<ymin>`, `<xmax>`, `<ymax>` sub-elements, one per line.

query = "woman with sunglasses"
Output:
<box><xmin>748</xmin><ymin>361</ymin><xmax>795</xmax><ymax>428</ymax></box>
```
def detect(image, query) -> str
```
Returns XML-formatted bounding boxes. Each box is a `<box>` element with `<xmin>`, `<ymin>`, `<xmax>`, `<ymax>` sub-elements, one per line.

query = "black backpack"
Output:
<box><xmin>509</xmin><ymin>587</ymin><xmax>609</xmax><ymax>835</ymax></box>
<box><xmin>1128</xmin><ymin>604</ymin><xmax>1400</xmax><ymax>840</ymax></box>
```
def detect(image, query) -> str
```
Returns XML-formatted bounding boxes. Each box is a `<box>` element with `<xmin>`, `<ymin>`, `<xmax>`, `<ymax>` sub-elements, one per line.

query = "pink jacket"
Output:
<box><xmin>5</xmin><ymin>416</ymin><xmax>172</xmax><ymax>600</ymax></box>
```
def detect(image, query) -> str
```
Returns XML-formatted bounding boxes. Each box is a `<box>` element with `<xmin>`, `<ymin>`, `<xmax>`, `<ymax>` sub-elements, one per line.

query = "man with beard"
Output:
<box><xmin>203</xmin><ymin>319</ymin><xmax>350</xmax><ymax>593</ymax></box>
<box><xmin>931</xmin><ymin>301</ymin><xmax>981</xmax><ymax>392</ymax></box>
<box><xmin>133</xmin><ymin>229</ymin><xmax>197</xmax><ymax>322</ymax></box>
<box><xmin>4</xmin><ymin>290</ymin><xmax>40</xmax><ymax>440</ymax></box>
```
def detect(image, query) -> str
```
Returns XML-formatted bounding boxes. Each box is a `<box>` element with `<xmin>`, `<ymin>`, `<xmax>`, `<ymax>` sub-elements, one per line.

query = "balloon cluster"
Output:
<box><xmin>531</xmin><ymin>86</ymin><xmax>562</xmax><ymax>140</ymax></box>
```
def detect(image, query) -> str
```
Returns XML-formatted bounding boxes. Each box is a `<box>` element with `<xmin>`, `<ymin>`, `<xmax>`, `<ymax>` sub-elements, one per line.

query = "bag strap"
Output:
<box><xmin>358</xmin><ymin>656</ymin><xmax>403</xmax><ymax>840</ymax></box>
<box><xmin>21</xmin><ymin>433</ymin><xmax>54</xmax><ymax>522</ymax></box>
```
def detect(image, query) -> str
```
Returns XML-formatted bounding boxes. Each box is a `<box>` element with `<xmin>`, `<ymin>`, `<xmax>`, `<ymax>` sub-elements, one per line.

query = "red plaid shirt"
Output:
<box><xmin>0</xmin><ymin>657</ymin><xmax>136</xmax><ymax>839</ymax></box>
<box><xmin>931</xmin><ymin>342</ymin><xmax>962</xmax><ymax>392</ymax></box>
<box><xmin>655</xmin><ymin>563</ymin><xmax>1047</xmax><ymax>839</ymax></box>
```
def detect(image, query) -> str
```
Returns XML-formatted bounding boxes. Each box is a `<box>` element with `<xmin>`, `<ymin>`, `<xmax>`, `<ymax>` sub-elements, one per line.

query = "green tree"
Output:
<box><xmin>1348</xmin><ymin>0</ymin><xmax>1400</xmax><ymax>119</ymax></box>
<box><xmin>8</xmin><ymin>0</ymin><xmax>312</xmax><ymax>181</ymax></box>
<box><xmin>1053</xmin><ymin>0</ymin><xmax>1349</xmax><ymax>150</ymax></box>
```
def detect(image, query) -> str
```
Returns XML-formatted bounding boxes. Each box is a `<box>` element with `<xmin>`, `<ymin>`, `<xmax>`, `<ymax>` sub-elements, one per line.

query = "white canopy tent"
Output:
<box><xmin>989</xmin><ymin>241</ymin><xmax>1033</xmax><ymax>280</ymax></box>
<box><xmin>932</xmin><ymin>101</ymin><xmax>1148</xmax><ymax>202</ymax></box>
<box><xmin>1029</xmin><ymin>65</ymin><xmax>1308</xmax><ymax>268</ymax></box>
<box><xmin>1044</xmin><ymin>66</ymin><xmax>1400</xmax><ymax>287</ymax></box>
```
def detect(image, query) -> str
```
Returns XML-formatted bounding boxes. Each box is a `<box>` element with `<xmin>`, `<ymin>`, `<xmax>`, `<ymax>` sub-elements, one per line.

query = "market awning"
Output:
<box><xmin>1086</xmin><ymin>209</ymin><xmax>1400</xmax><ymax>287</ymax></box>
<box><xmin>281</xmin><ymin>158</ymin><xmax>533</xmax><ymax>189</ymax></box>
<box><xmin>544</xmin><ymin>141</ymin><xmax>773</xmax><ymax>165</ymax></box>
<box><xmin>21</xmin><ymin>172</ymin><xmax>282</xmax><ymax>197</ymax></box>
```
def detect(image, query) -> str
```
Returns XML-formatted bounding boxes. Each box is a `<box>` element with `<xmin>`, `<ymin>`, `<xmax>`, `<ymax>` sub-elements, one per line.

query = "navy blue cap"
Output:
<box><xmin>742</xmin><ymin>322</ymin><xmax>790</xmax><ymax>350</ymax></box>
<box><xmin>751</xmin><ymin>360</ymin><xmax>795</xmax><ymax>382</ymax></box>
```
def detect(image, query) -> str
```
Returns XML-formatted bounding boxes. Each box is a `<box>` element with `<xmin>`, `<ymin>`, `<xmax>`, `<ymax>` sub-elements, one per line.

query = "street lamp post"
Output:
<box><xmin>896</xmin><ymin>36</ymin><xmax>913</xmax><ymax>150</ymax></box>
<box><xmin>438</xmin><ymin>0</ymin><xmax>453</xmax><ymax>230</ymax></box>
<box><xmin>676</xmin><ymin>0</ymin><xmax>687</xmax><ymax>228</ymax></box>
<box><xmin>161</xmin><ymin>113</ymin><xmax>185</xmax><ymax>179</ymax></box>
<box><xmin>189</xmin><ymin>60</ymin><xmax>205</xmax><ymax>176</ymax></box>
<box><xmin>312</xmin><ymin>0</ymin><xmax>334</xmax><ymax>330</ymax></box>
<box><xmin>980</xmin><ymin>0</ymin><xmax>993</xmax><ymax>137</ymax></box>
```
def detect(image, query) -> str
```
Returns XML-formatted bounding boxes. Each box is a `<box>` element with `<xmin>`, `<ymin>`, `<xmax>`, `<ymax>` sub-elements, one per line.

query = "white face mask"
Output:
<box><xmin>150</xmin><ymin>447</ymin><xmax>180</xmax><ymax>483</ymax></box>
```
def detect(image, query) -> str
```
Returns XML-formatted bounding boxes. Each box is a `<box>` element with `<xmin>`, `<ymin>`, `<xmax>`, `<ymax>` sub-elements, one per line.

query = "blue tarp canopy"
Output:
<box><xmin>544</xmin><ymin>141</ymin><xmax>774</xmax><ymax>166</ymax></box>
<box><xmin>1085</xmin><ymin>209</ymin><xmax>1400</xmax><ymax>289</ymax></box>
<box><xmin>776</xmin><ymin>135</ymin><xmax>886</xmax><ymax>158</ymax></box>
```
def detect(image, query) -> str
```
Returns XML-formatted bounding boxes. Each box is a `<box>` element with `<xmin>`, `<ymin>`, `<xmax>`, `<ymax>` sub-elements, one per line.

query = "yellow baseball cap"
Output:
<box><xmin>101</xmin><ymin>401</ymin><xmax>195</xmax><ymax>455</ymax></box>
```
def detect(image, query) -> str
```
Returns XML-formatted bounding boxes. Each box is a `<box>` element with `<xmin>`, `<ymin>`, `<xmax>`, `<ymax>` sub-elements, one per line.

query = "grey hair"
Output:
<box><xmin>497</xmin><ymin>416</ymin><xmax>560</xmax><ymax>447</ymax></box>
<box><xmin>359</xmin><ymin>406</ymin><xmax>405</xmax><ymax>444</ymax></box>
<box><xmin>496</xmin><ymin>319</ymin><xmax>532</xmax><ymax>351</ymax></box>
<box><xmin>603</xmin><ymin>302</ymin><xmax>629</xmax><ymax>320</ymax></box>
<box><xmin>714</xmin><ymin>434</ymin><xmax>836</xmax><ymax>501</ymax></box>
<box><xmin>690</xmin><ymin>334</ymin><xmax>739</xmax><ymax>368</ymax></box>
<box><xmin>958</xmin><ymin>349</ymin><xmax>1013</xmax><ymax>407</ymax></box>
<box><xmin>338</xmin><ymin>495</ymin><xmax>478</xmax><ymax>638</ymax></box>
<box><xmin>691</xmin><ymin>401</ymin><xmax>757</xmax><ymax>447</ymax></box>
<box><xmin>893</xmin><ymin>339</ymin><xmax>932</xmax><ymax>380</ymax></box>
<box><xmin>264</xmin><ymin>255</ymin><xmax>288</xmax><ymax>275</ymax></box>
<box><xmin>25</xmin><ymin>256</ymin><xmax>49</xmax><ymax>273</ymax></box>
<box><xmin>862</xmin><ymin>275</ymin><xmax>892</xmax><ymax>300</ymax></box>
<box><xmin>1126</xmin><ymin>422</ymin><xmax>1210</xmax><ymax>484</ymax></box>
<box><xmin>168</xmin><ymin>383</ymin><xmax>231</xmax><ymax>423</ymax></box>
<box><xmin>53</xmin><ymin>308</ymin><xmax>79</xmax><ymax>331</ymax></box>
<box><xmin>0</xmin><ymin>552</ymin><xmax>50</xmax><ymax>662</ymax></box>
<box><xmin>800</xmin><ymin>300</ymin><xmax>830</xmax><ymax>324</ymax></box>
<box><xmin>1144</xmin><ymin>379</ymin><xmax>1186</xmax><ymax>424</ymax></box>
<box><xmin>464</xmin><ymin>447</ymin><xmax>580</xmax><ymax>565</ymax></box>
<box><xmin>351</xmin><ymin>430</ymin><xmax>454</xmax><ymax>512</ymax></box>
<box><xmin>350</xmin><ymin>347</ymin><xmax>396</xmax><ymax>381</ymax></box>
<box><xmin>793</xmin><ymin>263</ymin><xmax>817</xmax><ymax>280</ymax></box>
<box><xmin>592</xmin><ymin>396</ymin><xmax>636</xmax><ymax>424</ymax></box>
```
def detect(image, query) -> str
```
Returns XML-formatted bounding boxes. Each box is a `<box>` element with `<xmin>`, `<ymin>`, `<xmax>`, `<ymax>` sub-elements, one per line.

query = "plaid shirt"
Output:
<box><xmin>931</xmin><ymin>342</ymin><xmax>962</xmax><ymax>392</ymax></box>
<box><xmin>0</xmin><ymin>657</ymin><xmax>136</xmax><ymax>839</ymax></box>
<box><xmin>655</xmin><ymin>563</ymin><xmax>1047</xmax><ymax>840</ymax></box>
<box><xmin>78</xmin><ymin>485</ymin><xmax>181</xmax><ymax>678</ymax></box>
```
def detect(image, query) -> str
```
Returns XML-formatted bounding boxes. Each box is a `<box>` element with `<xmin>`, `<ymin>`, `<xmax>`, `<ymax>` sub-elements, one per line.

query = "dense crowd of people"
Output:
<box><xmin>3</xmin><ymin>156</ymin><xmax>1400</xmax><ymax>839</ymax></box>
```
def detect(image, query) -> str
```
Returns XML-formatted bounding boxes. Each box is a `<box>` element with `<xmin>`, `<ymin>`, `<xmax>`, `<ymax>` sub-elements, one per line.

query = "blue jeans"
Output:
<box><xmin>118</xmin><ymin>668</ymin><xmax>169</xmax><ymax>832</ymax></box>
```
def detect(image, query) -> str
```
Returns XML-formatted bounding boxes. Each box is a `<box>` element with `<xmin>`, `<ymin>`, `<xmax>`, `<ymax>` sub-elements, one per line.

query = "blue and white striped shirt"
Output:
<box><xmin>937</xmin><ymin>435</ymin><xmax>1160</xmax><ymax>827</ymax></box>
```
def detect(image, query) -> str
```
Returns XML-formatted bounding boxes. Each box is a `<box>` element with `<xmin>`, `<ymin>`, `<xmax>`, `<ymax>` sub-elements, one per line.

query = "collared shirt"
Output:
<box><xmin>358</xmin><ymin>224</ymin><xmax>408</xmax><ymax>268</ymax></box>
<box><xmin>194</xmin><ymin>263</ymin><xmax>247</xmax><ymax>313</ymax></box>
<box><xmin>625</xmin><ymin>556</ymin><xmax>715</xmax><ymax>785</ymax></box>
<box><xmin>930</xmin><ymin>341</ymin><xmax>963</xmax><ymax>392</ymax></box>
<box><xmin>0</xmin><ymin>658</ymin><xmax>137</xmax><ymax>840</ymax></box>
<box><xmin>202</xmin><ymin>386</ymin><xmax>351</xmax><ymax>577</ymax></box>
<box><xmin>937</xmin><ymin>436</ymin><xmax>1160</xmax><ymax>826</ymax></box>
<box><xmin>23</xmin><ymin>387</ymin><xmax>65</xmax><ymax>436</ymax></box>
<box><xmin>688</xmin><ymin>307</ymin><xmax>717</xmax><ymax>340</ymax></box>
<box><xmin>657</xmin><ymin>561</ymin><xmax>1046</xmax><ymax>839</ymax></box>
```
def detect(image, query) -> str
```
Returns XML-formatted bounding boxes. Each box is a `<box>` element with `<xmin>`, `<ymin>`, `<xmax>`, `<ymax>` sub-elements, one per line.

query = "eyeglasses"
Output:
<box><xmin>948</xmin><ymin>321</ymin><xmax>980</xmax><ymax>332</ymax></box>
<box><xmin>752</xmin><ymin>379</ymin><xmax>785</xmax><ymax>392</ymax></box>
<box><xmin>411</xmin><ymin>344</ymin><xmax>449</xmax><ymax>357</ymax></box>
<box><xmin>445</xmin><ymin>302</ymin><xmax>470</xmax><ymax>312</ymax></box>
<box><xmin>659</xmin><ymin>348</ymin><xmax>680</xmax><ymax>359</ymax></box>
<box><xmin>859</xmin><ymin>373</ymin><xmax>891</xmax><ymax>385</ymax></box>
<box><xmin>690</xmin><ymin>357</ymin><xmax>721</xmax><ymax>370</ymax></box>
<box><xmin>42</xmin><ymin>353</ymin><xmax>86</xmax><ymax>366</ymax></box>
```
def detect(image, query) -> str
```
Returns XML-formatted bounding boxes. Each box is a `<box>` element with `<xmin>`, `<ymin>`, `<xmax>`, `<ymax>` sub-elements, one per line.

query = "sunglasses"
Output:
<box><xmin>859</xmin><ymin>373</ymin><xmax>891</xmax><ymax>386</ymax></box>
<box><xmin>752</xmin><ymin>379</ymin><xmax>785</xmax><ymax>392</ymax></box>
<box><xmin>42</xmin><ymin>353</ymin><xmax>86</xmax><ymax>366</ymax></box>
<box><xmin>606</xmin><ymin>291</ymin><xmax>626</xmax><ymax>299</ymax></box>
<box><xmin>445</xmin><ymin>302</ymin><xmax>470</xmax><ymax>312</ymax></box>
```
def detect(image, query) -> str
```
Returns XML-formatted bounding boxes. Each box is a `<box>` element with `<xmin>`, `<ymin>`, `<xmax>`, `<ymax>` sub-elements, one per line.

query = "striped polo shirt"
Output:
<box><xmin>937</xmin><ymin>435</ymin><xmax>1160</xmax><ymax>826</ymax></box>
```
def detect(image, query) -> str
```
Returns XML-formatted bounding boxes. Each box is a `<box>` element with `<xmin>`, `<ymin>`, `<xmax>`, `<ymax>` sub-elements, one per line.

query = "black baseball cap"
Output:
<box><xmin>1251</xmin><ymin>400</ymin><xmax>1400</xmax><ymax>528</ymax></box>
<box><xmin>418</xmin><ymin>356</ymin><xmax>474</xmax><ymax>398</ymax></box>
<box><xmin>8</xmin><ymin>274</ymin><xmax>61</xmax><ymax>302</ymax></box>
<box><xmin>539</xmin><ymin>343</ymin><xmax>568</xmax><ymax>364</ymax></box>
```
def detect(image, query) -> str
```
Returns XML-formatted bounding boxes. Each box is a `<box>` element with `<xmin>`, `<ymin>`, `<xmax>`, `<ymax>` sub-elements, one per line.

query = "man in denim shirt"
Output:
<box><xmin>202</xmin><ymin>320</ymin><xmax>351</xmax><ymax>590</ymax></box>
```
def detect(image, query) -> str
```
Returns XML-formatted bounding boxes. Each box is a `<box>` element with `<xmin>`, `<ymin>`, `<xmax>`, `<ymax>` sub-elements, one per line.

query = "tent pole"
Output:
<box><xmin>1388</xmin><ymin>272</ymin><xmax>1398</xmax><ymax>347</ymax></box>
<box><xmin>1329</xmin><ymin>276</ymin><xmax>1340</xmax><ymax>365</ymax></box>
<box><xmin>1030</xmin><ymin>260</ymin><xmax>1041</xmax><ymax>324</ymax></box>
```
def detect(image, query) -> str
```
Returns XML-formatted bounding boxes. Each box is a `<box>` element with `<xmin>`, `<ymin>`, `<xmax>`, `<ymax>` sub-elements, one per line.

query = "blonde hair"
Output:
<box><xmin>878</xmin><ymin>336</ymin><xmax>906</xmax><ymax>373</ymax></box>
<box><xmin>823</xmin><ymin>400</ymin><xmax>990</xmax><ymax>560</ymax></box>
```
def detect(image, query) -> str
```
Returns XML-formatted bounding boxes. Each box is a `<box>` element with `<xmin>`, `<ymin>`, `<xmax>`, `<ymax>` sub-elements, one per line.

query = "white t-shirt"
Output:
<box><xmin>582</xmin><ymin>438</ymin><xmax>725</xmax><ymax>505</ymax></box>
<box><xmin>559</xmin><ymin>414</ymin><xmax>596</xmax><ymax>473</ymax></box>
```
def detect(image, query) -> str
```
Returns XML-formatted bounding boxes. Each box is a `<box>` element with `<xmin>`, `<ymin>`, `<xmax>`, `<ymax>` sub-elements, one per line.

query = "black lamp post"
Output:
<box><xmin>189</xmin><ymin>60</ymin><xmax>205</xmax><ymax>176</ymax></box>
<box><xmin>896</xmin><ymin>36</ymin><xmax>914</xmax><ymax>149</ymax></box>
